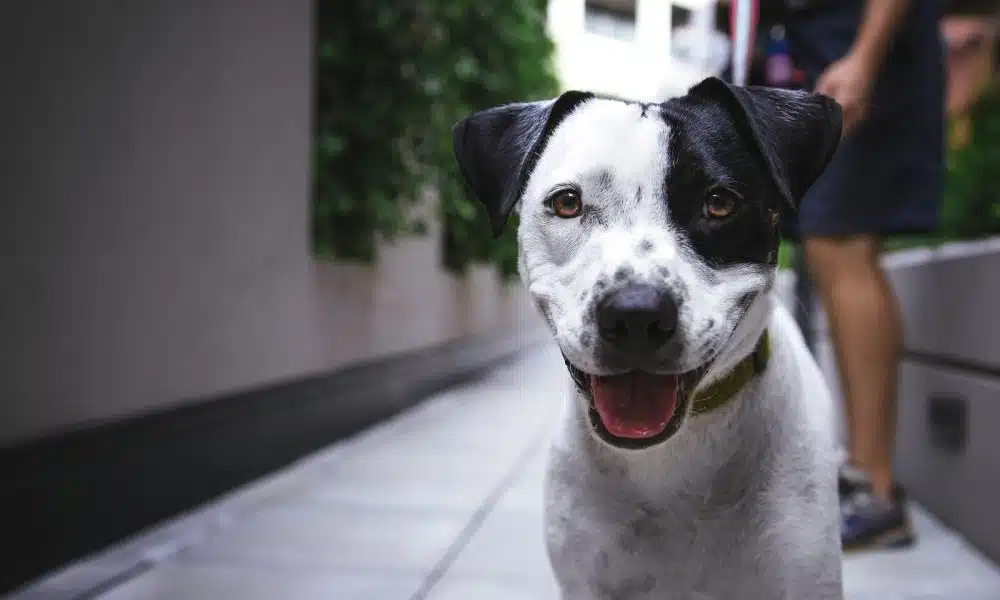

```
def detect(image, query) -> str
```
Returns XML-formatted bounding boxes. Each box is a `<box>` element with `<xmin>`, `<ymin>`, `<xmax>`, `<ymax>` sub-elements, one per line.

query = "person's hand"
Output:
<box><xmin>815</xmin><ymin>51</ymin><xmax>878</xmax><ymax>136</ymax></box>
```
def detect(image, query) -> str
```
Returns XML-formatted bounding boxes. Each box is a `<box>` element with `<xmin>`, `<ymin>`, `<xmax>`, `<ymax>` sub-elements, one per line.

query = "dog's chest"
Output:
<box><xmin>547</xmin><ymin>492</ymin><xmax>774</xmax><ymax>599</ymax></box>
<box><xmin>544</xmin><ymin>434</ymin><xmax>796</xmax><ymax>599</ymax></box>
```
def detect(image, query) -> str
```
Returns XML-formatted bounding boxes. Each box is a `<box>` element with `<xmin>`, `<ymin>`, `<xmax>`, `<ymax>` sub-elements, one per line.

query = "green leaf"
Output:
<box><xmin>313</xmin><ymin>0</ymin><xmax>559</xmax><ymax>267</ymax></box>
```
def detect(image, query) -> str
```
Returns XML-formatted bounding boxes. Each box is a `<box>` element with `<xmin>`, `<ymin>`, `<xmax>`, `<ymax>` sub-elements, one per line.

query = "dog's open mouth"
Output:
<box><xmin>566</xmin><ymin>362</ymin><xmax>706</xmax><ymax>449</ymax></box>
<box><xmin>591</xmin><ymin>372</ymin><xmax>680</xmax><ymax>439</ymax></box>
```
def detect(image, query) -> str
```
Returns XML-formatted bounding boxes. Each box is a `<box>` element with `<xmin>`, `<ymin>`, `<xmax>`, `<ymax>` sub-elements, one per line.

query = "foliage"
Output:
<box><xmin>314</xmin><ymin>1</ymin><xmax>559</xmax><ymax>276</ymax></box>
<box><xmin>942</xmin><ymin>83</ymin><xmax>1000</xmax><ymax>239</ymax></box>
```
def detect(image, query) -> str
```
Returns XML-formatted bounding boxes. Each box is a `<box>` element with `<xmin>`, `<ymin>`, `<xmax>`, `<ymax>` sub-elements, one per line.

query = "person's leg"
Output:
<box><xmin>803</xmin><ymin>234</ymin><xmax>902</xmax><ymax>503</ymax></box>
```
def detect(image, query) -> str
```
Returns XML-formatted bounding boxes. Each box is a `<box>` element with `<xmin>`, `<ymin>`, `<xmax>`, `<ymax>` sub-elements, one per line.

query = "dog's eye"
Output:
<box><xmin>703</xmin><ymin>189</ymin><xmax>741</xmax><ymax>219</ymax></box>
<box><xmin>551</xmin><ymin>190</ymin><xmax>583</xmax><ymax>219</ymax></box>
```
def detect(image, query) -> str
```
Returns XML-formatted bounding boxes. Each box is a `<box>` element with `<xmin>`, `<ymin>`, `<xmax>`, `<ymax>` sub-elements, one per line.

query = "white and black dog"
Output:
<box><xmin>452</xmin><ymin>76</ymin><xmax>844</xmax><ymax>599</ymax></box>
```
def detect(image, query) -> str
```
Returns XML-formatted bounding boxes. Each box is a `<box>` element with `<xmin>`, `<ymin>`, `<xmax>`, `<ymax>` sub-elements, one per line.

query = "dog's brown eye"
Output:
<box><xmin>704</xmin><ymin>189</ymin><xmax>741</xmax><ymax>219</ymax></box>
<box><xmin>552</xmin><ymin>190</ymin><xmax>583</xmax><ymax>218</ymax></box>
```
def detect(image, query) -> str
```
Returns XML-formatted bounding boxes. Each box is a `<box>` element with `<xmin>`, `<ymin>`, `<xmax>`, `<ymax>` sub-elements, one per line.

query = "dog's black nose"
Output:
<box><xmin>596</xmin><ymin>284</ymin><xmax>678</xmax><ymax>354</ymax></box>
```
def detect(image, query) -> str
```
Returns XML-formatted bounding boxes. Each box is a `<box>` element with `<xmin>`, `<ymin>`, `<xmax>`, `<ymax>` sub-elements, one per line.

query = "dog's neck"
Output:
<box><xmin>695</xmin><ymin>290</ymin><xmax>775</xmax><ymax>393</ymax></box>
<box><xmin>689</xmin><ymin>330</ymin><xmax>769</xmax><ymax>416</ymax></box>
<box><xmin>569</xmin><ymin>382</ymin><xmax>776</xmax><ymax>506</ymax></box>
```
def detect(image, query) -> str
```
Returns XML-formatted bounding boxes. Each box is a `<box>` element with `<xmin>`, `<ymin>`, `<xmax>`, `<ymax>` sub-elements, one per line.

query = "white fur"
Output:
<box><xmin>511</xmin><ymin>99</ymin><xmax>843</xmax><ymax>599</ymax></box>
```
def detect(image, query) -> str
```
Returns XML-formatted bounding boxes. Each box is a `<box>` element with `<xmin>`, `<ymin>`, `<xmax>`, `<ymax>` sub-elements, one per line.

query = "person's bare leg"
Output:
<box><xmin>804</xmin><ymin>234</ymin><xmax>902</xmax><ymax>502</ymax></box>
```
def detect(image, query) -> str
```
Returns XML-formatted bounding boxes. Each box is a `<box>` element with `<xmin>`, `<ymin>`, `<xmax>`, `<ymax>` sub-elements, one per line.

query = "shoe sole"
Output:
<box><xmin>843</xmin><ymin>523</ymin><xmax>917</xmax><ymax>554</ymax></box>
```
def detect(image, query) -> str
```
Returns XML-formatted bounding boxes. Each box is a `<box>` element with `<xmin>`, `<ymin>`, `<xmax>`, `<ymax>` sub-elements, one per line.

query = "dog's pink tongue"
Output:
<box><xmin>590</xmin><ymin>372</ymin><xmax>678</xmax><ymax>439</ymax></box>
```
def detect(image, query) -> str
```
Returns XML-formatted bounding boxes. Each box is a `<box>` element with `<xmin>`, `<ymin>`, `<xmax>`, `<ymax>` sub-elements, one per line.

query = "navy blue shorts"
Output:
<box><xmin>781</xmin><ymin>1</ymin><xmax>946</xmax><ymax>241</ymax></box>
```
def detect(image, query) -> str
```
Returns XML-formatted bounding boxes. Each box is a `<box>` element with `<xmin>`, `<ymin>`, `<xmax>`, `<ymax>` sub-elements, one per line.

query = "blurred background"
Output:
<box><xmin>2</xmin><ymin>1</ymin><xmax>1000</xmax><ymax>598</ymax></box>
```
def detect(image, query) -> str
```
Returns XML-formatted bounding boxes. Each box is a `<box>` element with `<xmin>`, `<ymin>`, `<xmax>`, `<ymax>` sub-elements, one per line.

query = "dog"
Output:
<box><xmin>452</xmin><ymin>76</ymin><xmax>844</xmax><ymax>599</ymax></box>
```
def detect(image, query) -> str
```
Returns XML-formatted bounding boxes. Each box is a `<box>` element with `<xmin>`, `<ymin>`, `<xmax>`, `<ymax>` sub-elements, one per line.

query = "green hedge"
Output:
<box><xmin>314</xmin><ymin>2</ymin><xmax>559</xmax><ymax>277</ymax></box>
<box><xmin>942</xmin><ymin>83</ymin><xmax>1000</xmax><ymax>240</ymax></box>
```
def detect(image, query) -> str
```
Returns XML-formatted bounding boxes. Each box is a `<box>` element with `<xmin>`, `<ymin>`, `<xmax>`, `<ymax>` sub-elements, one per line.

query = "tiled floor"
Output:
<box><xmin>11</xmin><ymin>346</ymin><xmax>1000</xmax><ymax>600</ymax></box>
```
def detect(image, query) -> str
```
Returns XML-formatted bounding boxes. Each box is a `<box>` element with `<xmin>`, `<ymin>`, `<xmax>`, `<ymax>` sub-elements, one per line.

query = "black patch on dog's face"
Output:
<box><xmin>657</xmin><ymin>78</ymin><xmax>842</xmax><ymax>268</ymax></box>
<box><xmin>660</xmin><ymin>99</ymin><xmax>782</xmax><ymax>267</ymax></box>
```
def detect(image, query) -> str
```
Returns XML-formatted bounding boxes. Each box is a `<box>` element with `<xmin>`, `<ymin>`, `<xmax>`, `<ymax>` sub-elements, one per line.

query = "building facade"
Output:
<box><xmin>547</xmin><ymin>0</ymin><xmax>730</xmax><ymax>101</ymax></box>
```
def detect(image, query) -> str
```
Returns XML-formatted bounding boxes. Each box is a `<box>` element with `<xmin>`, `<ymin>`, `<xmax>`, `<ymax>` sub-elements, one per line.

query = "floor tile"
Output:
<box><xmin>295</xmin><ymin>441</ymin><xmax>526</xmax><ymax>517</ymax></box>
<box><xmin>423</xmin><ymin>574</ymin><xmax>560</xmax><ymax>600</ymax></box>
<box><xmin>179</xmin><ymin>503</ymin><xmax>466</xmax><ymax>574</ymax></box>
<box><xmin>445</xmin><ymin>503</ymin><xmax>553</xmax><ymax>583</ymax></box>
<box><xmin>96</xmin><ymin>564</ymin><xmax>423</xmax><ymax>600</ymax></box>
<box><xmin>497</xmin><ymin>456</ymin><xmax>548</xmax><ymax>514</ymax></box>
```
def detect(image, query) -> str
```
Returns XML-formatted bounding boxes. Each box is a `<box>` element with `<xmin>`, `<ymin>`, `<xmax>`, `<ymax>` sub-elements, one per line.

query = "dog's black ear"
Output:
<box><xmin>451</xmin><ymin>91</ymin><xmax>594</xmax><ymax>236</ymax></box>
<box><xmin>684</xmin><ymin>76</ymin><xmax>842</xmax><ymax>212</ymax></box>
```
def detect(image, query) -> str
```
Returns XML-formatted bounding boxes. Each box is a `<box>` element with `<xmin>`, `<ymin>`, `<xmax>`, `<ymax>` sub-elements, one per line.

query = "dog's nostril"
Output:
<box><xmin>596</xmin><ymin>284</ymin><xmax>679</xmax><ymax>352</ymax></box>
<box><xmin>598</xmin><ymin>317</ymin><xmax>627</xmax><ymax>342</ymax></box>
<box><xmin>647</xmin><ymin>320</ymin><xmax>675</xmax><ymax>342</ymax></box>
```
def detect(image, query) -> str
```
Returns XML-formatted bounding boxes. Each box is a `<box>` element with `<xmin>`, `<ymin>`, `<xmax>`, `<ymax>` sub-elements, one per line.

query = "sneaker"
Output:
<box><xmin>840</xmin><ymin>469</ymin><xmax>916</xmax><ymax>552</ymax></box>
<box><xmin>838</xmin><ymin>463</ymin><xmax>908</xmax><ymax>506</ymax></box>
<box><xmin>838</xmin><ymin>463</ymin><xmax>869</xmax><ymax>499</ymax></box>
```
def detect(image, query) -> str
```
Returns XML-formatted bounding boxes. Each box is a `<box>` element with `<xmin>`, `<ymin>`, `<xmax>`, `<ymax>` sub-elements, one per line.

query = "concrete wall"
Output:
<box><xmin>0</xmin><ymin>0</ymin><xmax>542</xmax><ymax>446</ymax></box>
<box><xmin>781</xmin><ymin>237</ymin><xmax>1000</xmax><ymax>564</ymax></box>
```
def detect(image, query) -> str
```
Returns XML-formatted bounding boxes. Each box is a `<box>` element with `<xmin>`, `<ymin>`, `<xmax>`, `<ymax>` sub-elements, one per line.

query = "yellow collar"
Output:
<box><xmin>689</xmin><ymin>331</ymin><xmax>770</xmax><ymax>416</ymax></box>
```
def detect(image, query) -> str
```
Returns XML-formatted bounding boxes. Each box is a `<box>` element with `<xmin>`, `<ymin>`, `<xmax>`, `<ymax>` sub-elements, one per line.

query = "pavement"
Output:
<box><xmin>11</xmin><ymin>344</ymin><xmax>1000</xmax><ymax>600</ymax></box>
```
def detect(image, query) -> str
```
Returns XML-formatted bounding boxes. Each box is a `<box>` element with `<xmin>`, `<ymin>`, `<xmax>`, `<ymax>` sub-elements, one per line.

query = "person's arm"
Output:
<box><xmin>815</xmin><ymin>0</ymin><xmax>913</xmax><ymax>134</ymax></box>
<box><xmin>943</xmin><ymin>14</ymin><xmax>1000</xmax><ymax>118</ymax></box>
<box><xmin>850</xmin><ymin>0</ymin><xmax>912</xmax><ymax>73</ymax></box>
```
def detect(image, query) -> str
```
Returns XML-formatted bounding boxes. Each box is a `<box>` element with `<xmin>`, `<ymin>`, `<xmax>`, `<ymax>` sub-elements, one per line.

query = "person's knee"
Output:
<box><xmin>803</xmin><ymin>235</ymin><xmax>880</xmax><ymax>283</ymax></box>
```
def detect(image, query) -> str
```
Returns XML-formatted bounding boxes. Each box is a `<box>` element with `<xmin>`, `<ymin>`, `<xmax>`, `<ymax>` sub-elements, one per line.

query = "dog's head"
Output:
<box><xmin>452</xmin><ymin>77</ymin><xmax>841</xmax><ymax>450</ymax></box>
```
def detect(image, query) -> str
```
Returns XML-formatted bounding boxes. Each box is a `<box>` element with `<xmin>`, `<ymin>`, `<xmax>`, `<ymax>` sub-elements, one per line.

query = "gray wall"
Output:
<box><xmin>782</xmin><ymin>238</ymin><xmax>1000</xmax><ymax>564</ymax></box>
<box><xmin>889</xmin><ymin>240</ymin><xmax>1000</xmax><ymax>564</ymax></box>
<box><xmin>0</xmin><ymin>0</ymin><xmax>541</xmax><ymax>446</ymax></box>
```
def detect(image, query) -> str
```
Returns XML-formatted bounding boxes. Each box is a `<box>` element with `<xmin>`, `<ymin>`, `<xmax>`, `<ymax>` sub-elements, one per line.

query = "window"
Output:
<box><xmin>671</xmin><ymin>5</ymin><xmax>692</xmax><ymax>32</ymax></box>
<box><xmin>671</xmin><ymin>5</ymin><xmax>695</xmax><ymax>60</ymax></box>
<box><xmin>670</xmin><ymin>2</ymin><xmax>730</xmax><ymax>74</ymax></box>
<box><xmin>584</xmin><ymin>0</ymin><xmax>637</xmax><ymax>42</ymax></box>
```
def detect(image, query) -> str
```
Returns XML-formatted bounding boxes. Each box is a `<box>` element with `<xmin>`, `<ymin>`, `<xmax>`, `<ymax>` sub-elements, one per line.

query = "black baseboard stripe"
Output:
<box><xmin>902</xmin><ymin>349</ymin><xmax>1000</xmax><ymax>379</ymax></box>
<box><xmin>0</xmin><ymin>328</ymin><xmax>546</xmax><ymax>596</ymax></box>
